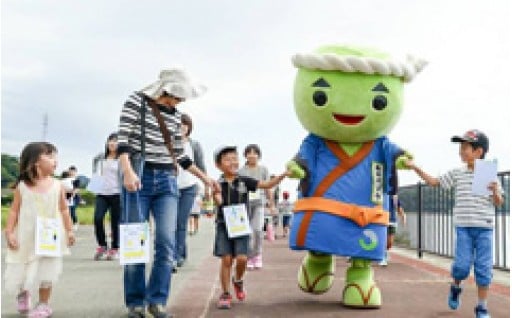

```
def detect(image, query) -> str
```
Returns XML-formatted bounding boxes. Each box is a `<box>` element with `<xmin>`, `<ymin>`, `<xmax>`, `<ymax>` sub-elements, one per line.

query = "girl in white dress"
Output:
<box><xmin>4</xmin><ymin>142</ymin><xmax>75</xmax><ymax>318</ymax></box>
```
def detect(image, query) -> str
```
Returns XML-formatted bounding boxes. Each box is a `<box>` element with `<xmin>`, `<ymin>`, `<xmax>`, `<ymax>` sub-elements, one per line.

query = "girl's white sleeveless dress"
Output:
<box><xmin>4</xmin><ymin>180</ymin><xmax>69</xmax><ymax>293</ymax></box>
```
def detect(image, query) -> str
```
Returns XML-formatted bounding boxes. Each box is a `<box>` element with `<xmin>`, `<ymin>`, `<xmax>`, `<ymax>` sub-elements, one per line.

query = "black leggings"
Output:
<box><xmin>94</xmin><ymin>194</ymin><xmax>121</xmax><ymax>249</ymax></box>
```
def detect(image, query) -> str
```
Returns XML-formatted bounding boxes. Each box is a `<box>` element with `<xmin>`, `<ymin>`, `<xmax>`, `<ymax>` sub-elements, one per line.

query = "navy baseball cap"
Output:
<box><xmin>451</xmin><ymin>129</ymin><xmax>489</xmax><ymax>153</ymax></box>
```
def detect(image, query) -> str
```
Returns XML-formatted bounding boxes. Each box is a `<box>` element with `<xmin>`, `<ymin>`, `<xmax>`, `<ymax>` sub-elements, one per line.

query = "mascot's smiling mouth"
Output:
<box><xmin>333</xmin><ymin>113</ymin><xmax>366</xmax><ymax>125</ymax></box>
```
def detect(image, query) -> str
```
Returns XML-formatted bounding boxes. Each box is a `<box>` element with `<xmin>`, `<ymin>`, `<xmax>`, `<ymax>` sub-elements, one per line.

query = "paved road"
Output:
<box><xmin>2</xmin><ymin>217</ymin><xmax>510</xmax><ymax>317</ymax></box>
<box><xmin>2</xmin><ymin>218</ymin><xmax>216</xmax><ymax>318</ymax></box>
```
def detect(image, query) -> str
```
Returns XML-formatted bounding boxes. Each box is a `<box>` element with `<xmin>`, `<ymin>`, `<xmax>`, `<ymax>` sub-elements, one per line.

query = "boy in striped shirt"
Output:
<box><xmin>405</xmin><ymin>129</ymin><xmax>504</xmax><ymax>318</ymax></box>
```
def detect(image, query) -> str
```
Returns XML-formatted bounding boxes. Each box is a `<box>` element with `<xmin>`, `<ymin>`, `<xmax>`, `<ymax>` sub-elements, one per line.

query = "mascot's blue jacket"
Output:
<box><xmin>289</xmin><ymin>134</ymin><xmax>403</xmax><ymax>260</ymax></box>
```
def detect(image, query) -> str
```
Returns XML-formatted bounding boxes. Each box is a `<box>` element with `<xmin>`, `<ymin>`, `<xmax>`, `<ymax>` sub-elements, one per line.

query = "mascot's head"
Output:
<box><xmin>292</xmin><ymin>45</ymin><xmax>427</xmax><ymax>143</ymax></box>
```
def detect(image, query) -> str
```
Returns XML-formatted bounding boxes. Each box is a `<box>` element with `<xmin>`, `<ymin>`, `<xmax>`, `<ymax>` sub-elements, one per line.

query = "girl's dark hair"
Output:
<box><xmin>244</xmin><ymin>144</ymin><xmax>261</xmax><ymax>158</ymax></box>
<box><xmin>18</xmin><ymin>142</ymin><xmax>58</xmax><ymax>186</ymax></box>
<box><xmin>181</xmin><ymin>113</ymin><xmax>193</xmax><ymax>137</ymax></box>
<box><xmin>104</xmin><ymin>132</ymin><xmax>119</xmax><ymax>159</ymax></box>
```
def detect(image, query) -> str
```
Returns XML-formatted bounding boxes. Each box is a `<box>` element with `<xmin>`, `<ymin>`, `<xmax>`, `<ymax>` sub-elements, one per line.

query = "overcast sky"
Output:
<box><xmin>2</xmin><ymin>0</ymin><xmax>510</xmax><ymax>197</ymax></box>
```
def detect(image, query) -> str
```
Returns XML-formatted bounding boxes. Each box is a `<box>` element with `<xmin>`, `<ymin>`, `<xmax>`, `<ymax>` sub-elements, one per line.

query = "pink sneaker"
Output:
<box><xmin>254</xmin><ymin>254</ymin><xmax>263</xmax><ymax>269</ymax></box>
<box><xmin>246</xmin><ymin>257</ymin><xmax>255</xmax><ymax>270</ymax></box>
<box><xmin>28</xmin><ymin>302</ymin><xmax>53</xmax><ymax>318</ymax></box>
<box><xmin>106</xmin><ymin>248</ymin><xmax>119</xmax><ymax>260</ymax></box>
<box><xmin>94</xmin><ymin>246</ymin><xmax>107</xmax><ymax>260</ymax></box>
<box><xmin>16</xmin><ymin>290</ymin><xmax>30</xmax><ymax>314</ymax></box>
<box><xmin>233</xmin><ymin>279</ymin><xmax>246</xmax><ymax>301</ymax></box>
<box><xmin>217</xmin><ymin>293</ymin><xmax>232</xmax><ymax>309</ymax></box>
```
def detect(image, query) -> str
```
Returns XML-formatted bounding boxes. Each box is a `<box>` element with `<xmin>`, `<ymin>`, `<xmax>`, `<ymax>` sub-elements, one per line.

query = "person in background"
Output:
<box><xmin>263</xmin><ymin>202</ymin><xmax>277</xmax><ymax>241</ymax></box>
<box><xmin>270</xmin><ymin>174</ymin><xmax>280</xmax><ymax>206</ymax></box>
<box><xmin>92</xmin><ymin>133</ymin><xmax>121</xmax><ymax>261</ymax></box>
<box><xmin>188</xmin><ymin>189</ymin><xmax>203</xmax><ymax>235</ymax></box>
<box><xmin>278</xmin><ymin>191</ymin><xmax>294</xmax><ymax>238</ymax></box>
<box><xmin>67</xmin><ymin>166</ymin><xmax>80</xmax><ymax>230</ymax></box>
<box><xmin>379</xmin><ymin>195</ymin><xmax>406</xmax><ymax>266</ymax></box>
<box><xmin>239</xmin><ymin>144</ymin><xmax>276</xmax><ymax>270</ymax></box>
<box><xmin>202</xmin><ymin>191</ymin><xmax>215</xmax><ymax>218</ymax></box>
<box><xmin>60</xmin><ymin>171</ymin><xmax>76</xmax><ymax>228</ymax></box>
<box><xmin>175</xmin><ymin>113</ymin><xmax>207</xmax><ymax>269</ymax></box>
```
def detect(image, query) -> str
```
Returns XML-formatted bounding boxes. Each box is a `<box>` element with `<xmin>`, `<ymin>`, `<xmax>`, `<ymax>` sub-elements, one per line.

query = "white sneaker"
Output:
<box><xmin>73</xmin><ymin>224</ymin><xmax>79</xmax><ymax>231</ymax></box>
<box><xmin>378</xmin><ymin>259</ymin><xmax>388</xmax><ymax>267</ymax></box>
<box><xmin>378</xmin><ymin>252</ymin><xmax>388</xmax><ymax>266</ymax></box>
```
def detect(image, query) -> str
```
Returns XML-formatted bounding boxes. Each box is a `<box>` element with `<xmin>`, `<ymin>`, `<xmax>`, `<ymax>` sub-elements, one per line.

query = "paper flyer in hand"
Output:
<box><xmin>472</xmin><ymin>159</ymin><xmax>497</xmax><ymax>196</ymax></box>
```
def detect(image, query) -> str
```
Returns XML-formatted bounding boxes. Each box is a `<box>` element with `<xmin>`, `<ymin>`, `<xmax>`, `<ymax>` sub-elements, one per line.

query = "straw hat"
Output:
<box><xmin>140</xmin><ymin>68</ymin><xmax>207</xmax><ymax>100</ymax></box>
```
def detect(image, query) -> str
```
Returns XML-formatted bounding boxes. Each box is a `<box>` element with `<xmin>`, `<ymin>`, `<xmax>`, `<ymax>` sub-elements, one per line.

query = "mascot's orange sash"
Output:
<box><xmin>294</xmin><ymin>197</ymin><xmax>388</xmax><ymax>228</ymax></box>
<box><xmin>294</xmin><ymin>140</ymin><xmax>388</xmax><ymax>247</ymax></box>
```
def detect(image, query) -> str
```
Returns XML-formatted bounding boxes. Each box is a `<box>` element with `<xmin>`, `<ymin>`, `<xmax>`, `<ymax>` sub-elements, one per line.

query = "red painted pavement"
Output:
<box><xmin>171</xmin><ymin>238</ymin><xmax>510</xmax><ymax>317</ymax></box>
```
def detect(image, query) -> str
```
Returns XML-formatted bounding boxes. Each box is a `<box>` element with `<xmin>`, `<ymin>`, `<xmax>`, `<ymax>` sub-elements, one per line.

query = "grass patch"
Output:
<box><xmin>1</xmin><ymin>206</ymin><xmax>8</xmax><ymax>229</ymax></box>
<box><xmin>394</xmin><ymin>231</ymin><xmax>411</xmax><ymax>248</ymax></box>
<box><xmin>1</xmin><ymin>205</ymin><xmax>97</xmax><ymax>229</ymax></box>
<box><xmin>76</xmin><ymin>205</ymin><xmax>96</xmax><ymax>225</ymax></box>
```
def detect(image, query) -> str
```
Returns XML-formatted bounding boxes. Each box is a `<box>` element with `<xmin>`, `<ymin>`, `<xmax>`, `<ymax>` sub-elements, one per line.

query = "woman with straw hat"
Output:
<box><xmin>117</xmin><ymin>68</ymin><xmax>217</xmax><ymax>318</ymax></box>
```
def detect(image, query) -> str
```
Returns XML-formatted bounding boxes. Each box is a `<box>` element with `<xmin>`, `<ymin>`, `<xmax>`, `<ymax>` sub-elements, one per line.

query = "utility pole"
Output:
<box><xmin>42</xmin><ymin>113</ymin><xmax>48</xmax><ymax>141</ymax></box>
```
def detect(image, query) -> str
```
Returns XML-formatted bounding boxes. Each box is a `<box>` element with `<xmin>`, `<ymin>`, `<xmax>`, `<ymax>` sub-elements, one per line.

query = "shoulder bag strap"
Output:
<box><xmin>147</xmin><ymin>102</ymin><xmax>178</xmax><ymax>172</ymax></box>
<box><xmin>139</xmin><ymin>93</ymin><xmax>146</xmax><ymax>157</ymax></box>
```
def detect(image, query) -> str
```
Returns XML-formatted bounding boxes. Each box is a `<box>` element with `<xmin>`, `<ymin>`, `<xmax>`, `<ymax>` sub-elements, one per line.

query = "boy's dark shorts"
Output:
<box><xmin>214</xmin><ymin>222</ymin><xmax>249</xmax><ymax>257</ymax></box>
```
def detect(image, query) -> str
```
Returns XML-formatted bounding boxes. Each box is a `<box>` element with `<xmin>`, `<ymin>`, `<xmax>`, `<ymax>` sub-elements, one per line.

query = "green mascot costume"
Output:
<box><xmin>287</xmin><ymin>45</ymin><xmax>426</xmax><ymax>308</ymax></box>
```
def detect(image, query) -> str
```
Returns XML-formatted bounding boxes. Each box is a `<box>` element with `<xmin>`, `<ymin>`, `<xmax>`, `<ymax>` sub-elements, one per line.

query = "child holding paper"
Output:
<box><xmin>212</xmin><ymin>145</ymin><xmax>289</xmax><ymax>309</ymax></box>
<box><xmin>4</xmin><ymin>142</ymin><xmax>75</xmax><ymax>317</ymax></box>
<box><xmin>405</xmin><ymin>129</ymin><xmax>504</xmax><ymax>318</ymax></box>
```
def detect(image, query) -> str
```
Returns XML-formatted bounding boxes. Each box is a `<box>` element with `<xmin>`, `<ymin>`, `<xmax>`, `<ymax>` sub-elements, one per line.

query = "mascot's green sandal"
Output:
<box><xmin>298</xmin><ymin>252</ymin><xmax>335</xmax><ymax>294</ymax></box>
<box><xmin>287</xmin><ymin>45</ymin><xmax>427</xmax><ymax>308</ymax></box>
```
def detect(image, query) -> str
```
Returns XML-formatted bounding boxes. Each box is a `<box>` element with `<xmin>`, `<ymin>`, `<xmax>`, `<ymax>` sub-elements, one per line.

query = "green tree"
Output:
<box><xmin>1</xmin><ymin>154</ymin><xmax>19</xmax><ymax>188</ymax></box>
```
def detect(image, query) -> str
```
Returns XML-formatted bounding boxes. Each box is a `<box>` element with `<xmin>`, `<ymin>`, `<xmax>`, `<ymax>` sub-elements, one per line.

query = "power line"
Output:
<box><xmin>42</xmin><ymin>113</ymin><xmax>48</xmax><ymax>141</ymax></box>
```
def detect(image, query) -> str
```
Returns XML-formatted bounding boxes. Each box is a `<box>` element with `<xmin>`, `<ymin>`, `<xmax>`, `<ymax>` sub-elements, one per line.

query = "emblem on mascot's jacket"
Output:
<box><xmin>359</xmin><ymin>229</ymin><xmax>378</xmax><ymax>251</ymax></box>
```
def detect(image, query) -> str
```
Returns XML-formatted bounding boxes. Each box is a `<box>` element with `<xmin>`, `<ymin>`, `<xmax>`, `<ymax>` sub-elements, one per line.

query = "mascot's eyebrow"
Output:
<box><xmin>372</xmin><ymin>82</ymin><xmax>389</xmax><ymax>93</ymax></box>
<box><xmin>312</xmin><ymin>78</ymin><xmax>331</xmax><ymax>88</ymax></box>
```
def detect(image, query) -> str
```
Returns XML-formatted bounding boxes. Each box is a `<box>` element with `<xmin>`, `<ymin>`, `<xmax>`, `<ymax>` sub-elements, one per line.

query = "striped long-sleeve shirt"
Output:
<box><xmin>117</xmin><ymin>92</ymin><xmax>193</xmax><ymax>170</ymax></box>
<box><xmin>439</xmin><ymin>166</ymin><xmax>503</xmax><ymax>228</ymax></box>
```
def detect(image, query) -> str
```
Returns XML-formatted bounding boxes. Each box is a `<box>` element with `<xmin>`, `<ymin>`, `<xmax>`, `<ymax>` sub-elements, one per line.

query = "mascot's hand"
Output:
<box><xmin>396</xmin><ymin>151</ymin><xmax>414</xmax><ymax>170</ymax></box>
<box><xmin>287</xmin><ymin>160</ymin><xmax>306</xmax><ymax>179</ymax></box>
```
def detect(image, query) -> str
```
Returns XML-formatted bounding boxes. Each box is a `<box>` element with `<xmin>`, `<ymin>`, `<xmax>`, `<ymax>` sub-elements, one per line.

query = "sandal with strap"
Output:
<box><xmin>298</xmin><ymin>253</ymin><xmax>335</xmax><ymax>294</ymax></box>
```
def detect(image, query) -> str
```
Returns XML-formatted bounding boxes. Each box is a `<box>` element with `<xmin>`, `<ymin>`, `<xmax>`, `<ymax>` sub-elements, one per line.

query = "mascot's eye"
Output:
<box><xmin>312</xmin><ymin>91</ymin><xmax>328</xmax><ymax>107</ymax></box>
<box><xmin>372</xmin><ymin>95</ymin><xmax>387</xmax><ymax>111</ymax></box>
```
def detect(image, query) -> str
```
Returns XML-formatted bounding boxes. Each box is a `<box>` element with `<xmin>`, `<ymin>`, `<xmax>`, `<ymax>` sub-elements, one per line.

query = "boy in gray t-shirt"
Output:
<box><xmin>406</xmin><ymin>130</ymin><xmax>504</xmax><ymax>318</ymax></box>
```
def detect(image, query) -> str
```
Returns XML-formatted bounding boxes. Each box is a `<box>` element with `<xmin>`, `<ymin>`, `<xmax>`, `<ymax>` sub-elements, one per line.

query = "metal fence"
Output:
<box><xmin>397</xmin><ymin>171</ymin><xmax>510</xmax><ymax>271</ymax></box>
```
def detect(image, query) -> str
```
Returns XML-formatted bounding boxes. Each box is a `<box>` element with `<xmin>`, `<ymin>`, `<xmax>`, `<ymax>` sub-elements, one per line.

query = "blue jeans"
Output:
<box><xmin>452</xmin><ymin>227</ymin><xmax>493</xmax><ymax>287</ymax></box>
<box><xmin>175</xmin><ymin>184</ymin><xmax>197</xmax><ymax>263</ymax></box>
<box><xmin>122</xmin><ymin>167</ymin><xmax>178</xmax><ymax>307</ymax></box>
